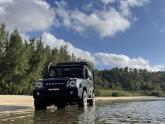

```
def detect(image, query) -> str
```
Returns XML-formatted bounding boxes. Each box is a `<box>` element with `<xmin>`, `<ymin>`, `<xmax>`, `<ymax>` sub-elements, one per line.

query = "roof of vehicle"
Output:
<box><xmin>56</xmin><ymin>62</ymin><xmax>90</xmax><ymax>67</ymax></box>
<box><xmin>48</xmin><ymin>62</ymin><xmax>92</xmax><ymax>69</ymax></box>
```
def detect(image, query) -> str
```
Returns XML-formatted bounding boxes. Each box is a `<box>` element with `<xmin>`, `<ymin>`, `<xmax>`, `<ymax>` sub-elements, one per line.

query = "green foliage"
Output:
<box><xmin>140</xmin><ymin>90</ymin><xmax>165</xmax><ymax>97</ymax></box>
<box><xmin>111</xmin><ymin>91</ymin><xmax>124</xmax><ymax>97</ymax></box>
<box><xmin>0</xmin><ymin>23</ymin><xmax>8</xmax><ymax>56</ymax></box>
<box><xmin>95</xmin><ymin>88</ymin><xmax>101</xmax><ymax>96</ymax></box>
<box><xmin>150</xmin><ymin>91</ymin><xmax>161</xmax><ymax>97</ymax></box>
<box><xmin>95</xmin><ymin>89</ymin><xmax>142</xmax><ymax>97</ymax></box>
<box><xmin>94</xmin><ymin>67</ymin><xmax>165</xmax><ymax>97</ymax></box>
<box><xmin>98</xmin><ymin>89</ymin><xmax>112</xmax><ymax>97</ymax></box>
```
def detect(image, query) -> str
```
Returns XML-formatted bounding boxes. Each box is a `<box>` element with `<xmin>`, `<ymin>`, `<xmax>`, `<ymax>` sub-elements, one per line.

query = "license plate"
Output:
<box><xmin>48</xmin><ymin>88</ymin><xmax>60</xmax><ymax>91</ymax></box>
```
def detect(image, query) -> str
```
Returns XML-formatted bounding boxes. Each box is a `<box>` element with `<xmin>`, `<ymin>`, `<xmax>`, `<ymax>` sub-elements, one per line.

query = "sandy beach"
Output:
<box><xmin>0</xmin><ymin>95</ymin><xmax>164</xmax><ymax>108</ymax></box>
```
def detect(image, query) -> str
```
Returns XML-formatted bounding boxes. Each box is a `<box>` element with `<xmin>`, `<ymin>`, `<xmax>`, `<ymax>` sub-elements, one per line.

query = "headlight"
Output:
<box><xmin>35</xmin><ymin>81</ymin><xmax>43</xmax><ymax>88</ymax></box>
<box><xmin>67</xmin><ymin>80</ymin><xmax>77</xmax><ymax>87</ymax></box>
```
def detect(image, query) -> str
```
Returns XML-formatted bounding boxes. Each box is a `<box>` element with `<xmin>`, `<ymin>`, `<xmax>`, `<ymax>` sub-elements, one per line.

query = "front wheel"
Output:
<box><xmin>34</xmin><ymin>100</ymin><xmax>46</xmax><ymax>110</ymax></box>
<box><xmin>78</xmin><ymin>90</ymin><xmax>88</xmax><ymax>108</ymax></box>
<box><xmin>57</xmin><ymin>103</ymin><xmax>66</xmax><ymax>109</ymax></box>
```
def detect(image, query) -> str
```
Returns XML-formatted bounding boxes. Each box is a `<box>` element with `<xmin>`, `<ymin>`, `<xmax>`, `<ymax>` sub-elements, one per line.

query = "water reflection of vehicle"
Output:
<box><xmin>33</xmin><ymin>106</ymin><xmax>96</xmax><ymax>124</ymax></box>
<box><xmin>78</xmin><ymin>107</ymin><xmax>96</xmax><ymax>124</ymax></box>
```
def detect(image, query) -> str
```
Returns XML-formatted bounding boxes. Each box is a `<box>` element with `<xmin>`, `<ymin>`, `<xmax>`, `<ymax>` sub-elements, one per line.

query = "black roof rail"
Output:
<box><xmin>56</xmin><ymin>62</ymin><xmax>91</xmax><ymax>67</ymax></box>
<box><xmin>48</xmin><ymin>62</ymin><xmax>52</xmax><ymax>70</ymax></box>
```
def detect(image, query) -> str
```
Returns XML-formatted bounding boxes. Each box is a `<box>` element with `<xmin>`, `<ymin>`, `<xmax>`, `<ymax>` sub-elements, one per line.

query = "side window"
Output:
<box><xmin>83</xmin><ymin>67</ymin><xmax>93</xmax><ymax>81</ymax></box>
<box><xmin>87</xmin><ymin>69</ymin><xmax>93</xmax><ymax>81</ymax></box>
<box><xmin>84</xmin><ymin>68</ymin><xmax>88</xmax><ymax>79</ymax></box>
<box><xmin>49</xmin><ymin>69</ymin><xmax>56</xmax><ymax>78</ymax></box>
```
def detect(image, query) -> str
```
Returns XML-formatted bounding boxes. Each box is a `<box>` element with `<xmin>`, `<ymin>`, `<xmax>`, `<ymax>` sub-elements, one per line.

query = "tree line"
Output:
<box><xmin>0</xmin><ymin>24</ymin><xmax>165</xmax><ymax>96</ymax></box>
<box><xmin>94</xmin><ymin>67</ymin><xmax>165</xmax><ymax>96</ymax></box>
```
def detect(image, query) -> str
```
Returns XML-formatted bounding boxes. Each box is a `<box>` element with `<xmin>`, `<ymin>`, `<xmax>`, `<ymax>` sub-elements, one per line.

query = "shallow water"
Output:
<box><xmin>0</xmin><ymin>100</ymin><xmax>165</xmax><ymax>124</ymax></box>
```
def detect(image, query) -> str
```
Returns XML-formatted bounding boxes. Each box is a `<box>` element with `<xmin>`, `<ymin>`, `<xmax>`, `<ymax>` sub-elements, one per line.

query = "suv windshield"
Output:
<box><xmin>48</xmin><ymin>66</ymin><xmax>84</xmax><ymax>78</ymax></box>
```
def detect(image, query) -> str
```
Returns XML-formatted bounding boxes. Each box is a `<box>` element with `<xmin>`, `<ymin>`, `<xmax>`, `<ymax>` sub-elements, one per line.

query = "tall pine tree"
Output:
<box><xmin>1</xmin><ymin>29</ymin><xmax>29</xmax><ymax>94</ymax></box>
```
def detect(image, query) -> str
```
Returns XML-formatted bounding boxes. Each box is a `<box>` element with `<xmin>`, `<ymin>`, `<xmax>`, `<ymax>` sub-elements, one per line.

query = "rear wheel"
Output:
<box><xmin>78</xmin><ymin>90</ymin><xmax>88</xmax><ymax>107</ymax></box>
<box><xmin>34</xmin><ymin>100</ymin><xmax>46</xmax><ymax>110</ymax></box>
<box><xmin>88</xmin><ymin>92</ymin><xmax>95</xmax><ymax>106</ymax></box>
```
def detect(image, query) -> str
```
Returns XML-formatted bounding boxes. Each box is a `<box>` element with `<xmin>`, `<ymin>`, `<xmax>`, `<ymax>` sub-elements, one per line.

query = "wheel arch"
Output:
<box><xmin>83</xmin><ymin>87</ymin><xmax>87</xmax><ymax>92</ymax></box>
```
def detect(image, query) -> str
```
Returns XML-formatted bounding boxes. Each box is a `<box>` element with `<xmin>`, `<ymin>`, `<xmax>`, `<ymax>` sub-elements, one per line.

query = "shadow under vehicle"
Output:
<box><xmin>33</xmin><ymin>62</ymin><xmax>95</xmax><ymax>110</ymax></box>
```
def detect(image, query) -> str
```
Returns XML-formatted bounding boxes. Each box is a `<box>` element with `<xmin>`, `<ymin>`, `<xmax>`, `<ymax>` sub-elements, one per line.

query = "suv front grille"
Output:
<box><xmin>43</xmin><ymin>80</ymin><xmax>67</xmax><ymax>89</ymax></box>
<box><xmin>45</xmin><ymin>82</ymin><xmax>65</xmax><ymax>86</ymax></box>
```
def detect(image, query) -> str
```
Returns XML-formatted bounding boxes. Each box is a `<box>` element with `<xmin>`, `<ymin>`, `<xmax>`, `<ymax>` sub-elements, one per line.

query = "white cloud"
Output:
<box><xmin>20</xmin><ymin>33</ymin><xmax>30</xmax><ymax>42</ymax></box>
<box><xmin>54</xmin><ymin>0</ymin><xmax>149</xmax><ymax>38</ymax></box>
<box><xmin>94</xmin><ymin>52</ymin><xmax>164</xmax><ymax>72</ymax></box>
<box><xmin>55</xmin><ymin>1</ymin><xmax>130</xmax><ymax>38</ymax></box>
<box><xmin>0</xmin><ymin>0</ymin><xmax>150</xmax><ymax>37</ymax></box>
<box><xmin>41</xmin><ymin>32</ymin><xmax>164</xmax><ymax>72</ymax></box>
<box><xmin>41</xmin><ymin>32</ymin><xmax>95</xmax><ymax>63</ymax></box>
<box><xmin>119</xmin><ymin>0</ymin><xmax>150</xmax><ymax>16</ymax></box>
<box><xmin>82</xmin><ymin>2</ymin><xmax>93</xmax><ymax>12</ymax></box>
<box><xmin>100</xmin><ymin>0</ymin><xmax>116</xmax><ymax>4</ymax></box>
<box><xmin>0</xmin><ymin>0</ymin><xmax>55</xmax><ymax>32</ymax></box>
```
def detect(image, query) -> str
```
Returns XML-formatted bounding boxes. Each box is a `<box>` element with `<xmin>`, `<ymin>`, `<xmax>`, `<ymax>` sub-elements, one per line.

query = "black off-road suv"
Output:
<box><xmin>33</xmin><ymin>62</ymin><xmax>95</xmax><ymax>110</ymax></box>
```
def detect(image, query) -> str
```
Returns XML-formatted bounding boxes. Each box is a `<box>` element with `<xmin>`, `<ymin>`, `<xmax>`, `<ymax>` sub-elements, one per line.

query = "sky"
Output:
<box><xmin>0</xmin><ymin>0</ymin><xmax>165</xmax><ymax>71</ymax></box>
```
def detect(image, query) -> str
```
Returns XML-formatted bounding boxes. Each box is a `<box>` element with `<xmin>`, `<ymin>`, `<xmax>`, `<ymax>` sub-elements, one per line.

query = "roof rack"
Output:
<box><xmin>56</xmin><ymin>62</ymin><xmax>90</xmax><ymax>67</ymax></box>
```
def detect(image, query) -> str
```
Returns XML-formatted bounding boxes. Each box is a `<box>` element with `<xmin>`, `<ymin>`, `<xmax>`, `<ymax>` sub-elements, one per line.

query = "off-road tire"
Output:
<box><xmin>34</xmin><ymin>100</ymin><xmax>46</xmax><ymax>110</ymax></box>
<box><xmin>78</xmin><ymin>90</ymin><xmax>88</xmax><ymax>107</ymax></box>
<box><xmin>57</xmin><ymin>104</ymin><xmax>66</xmax><ymax>109</ymax></box>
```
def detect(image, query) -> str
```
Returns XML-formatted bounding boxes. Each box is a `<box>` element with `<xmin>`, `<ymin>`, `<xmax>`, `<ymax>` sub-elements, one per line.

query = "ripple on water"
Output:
<box><xmin>96</xmin><ymin>100</ymin><xmax>165</xmax><ymax>123</ymax></box>
<box><xmin>0</xmin><ymin>106</ymin><xmax>33</xmax><ymax>124</ymax></box>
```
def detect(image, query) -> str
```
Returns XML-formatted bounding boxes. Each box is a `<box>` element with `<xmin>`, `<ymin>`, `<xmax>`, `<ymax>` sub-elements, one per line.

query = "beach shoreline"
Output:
<box><xmin>0</xmin><ymin>95</ymin><xmax>164</xmax><ymax>107</ymax></box>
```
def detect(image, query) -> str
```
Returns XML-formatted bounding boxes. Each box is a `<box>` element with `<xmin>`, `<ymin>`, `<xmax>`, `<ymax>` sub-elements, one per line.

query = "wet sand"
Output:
<box><xmin>0</xmin><ymin>95</ymin><xmax>164</xmax><ymax>108</ymax></box>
